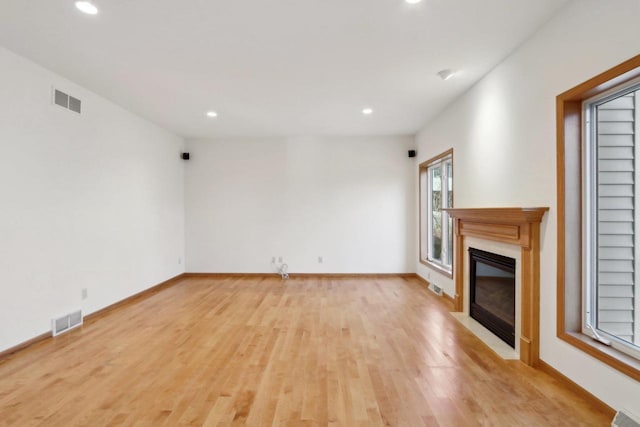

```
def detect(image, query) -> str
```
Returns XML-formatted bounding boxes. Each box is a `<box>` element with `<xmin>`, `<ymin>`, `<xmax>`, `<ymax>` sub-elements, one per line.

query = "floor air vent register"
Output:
<box><xmin>428</xmin><ymin>282</ymin><xmax>443</xmax><ymax>296</ymax></box>
<box><xmin>613</xmin><ymin>410</ymin><xmax>640</xmax><ymax>427</ymax></box>
<box><xmin>52</xmin><ymin>310</ymin><xmax>83</xmax><ymax>336</ymax></box>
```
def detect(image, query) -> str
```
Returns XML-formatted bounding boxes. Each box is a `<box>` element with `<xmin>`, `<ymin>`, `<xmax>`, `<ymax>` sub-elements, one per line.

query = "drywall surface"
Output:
<box><xmin>185</xmin><ymin>136</ymin><xmax>415</xmax><ymax>274</ymax></box>
<box><xmin>0</xmin><ymin>46</ymin><xmax>185</xmax><ymax>352</ymax></box>
<box><xmin>415</xmin><ymin>0</ymin><xmax>640</xmax><ymax>412</ymax></box>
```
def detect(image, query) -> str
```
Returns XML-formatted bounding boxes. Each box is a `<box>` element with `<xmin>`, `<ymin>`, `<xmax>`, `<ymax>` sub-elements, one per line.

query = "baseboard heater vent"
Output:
<box><xmin>52</xmin><ymin>310</ymin><xmax>83</xmax><ymax>336</ymax></box>
<box><xmin>428</xmin><ymin>283</ymin><xmax>443</xmax><ymax>296</ymax></box>
<box><xmin>613</xmin><ymin>410</ymin><xmax>640</xmax><ymax>427</ymax></box>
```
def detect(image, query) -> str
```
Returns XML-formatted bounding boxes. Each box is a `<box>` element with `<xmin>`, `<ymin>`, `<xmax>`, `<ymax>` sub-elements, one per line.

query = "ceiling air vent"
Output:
<box><xmin>53</xmin><ymin>88</ymin><xmax>81</xmax><ymax>114</ymax></box>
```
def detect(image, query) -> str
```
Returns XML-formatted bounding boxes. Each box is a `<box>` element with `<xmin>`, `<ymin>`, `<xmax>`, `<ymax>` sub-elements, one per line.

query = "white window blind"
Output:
<box><xmin>596</xmin><ymin>92</ymin><xmax>637</xmax><ymax>344</ymax></box>
<box><xmin>586</xmin><ymin>82</ymin><xmax>640</xmax><ymax>356</ymax></box>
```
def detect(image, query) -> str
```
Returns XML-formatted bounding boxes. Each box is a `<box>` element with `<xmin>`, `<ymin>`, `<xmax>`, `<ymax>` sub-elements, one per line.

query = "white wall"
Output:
<box><xmin>0</xmin><ymin>46</ymin><xmax>185</xmax><ymax>352</ymax></box>
<box><xmin>185</xmin><ymin>136</ymin><xmax>415</xmax><ymax>274</ymax></box>
<box><xmin>415</xmin><ymin>0</ymin><xmax>640</xmax><ymax>412</ymax></box>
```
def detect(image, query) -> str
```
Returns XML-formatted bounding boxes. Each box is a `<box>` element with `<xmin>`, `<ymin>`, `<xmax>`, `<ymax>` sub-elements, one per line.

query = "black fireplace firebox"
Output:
<box><xmin>469</xmin><ymin>248</ymin><xmax>516</xmax><ymax>348</ymax></box>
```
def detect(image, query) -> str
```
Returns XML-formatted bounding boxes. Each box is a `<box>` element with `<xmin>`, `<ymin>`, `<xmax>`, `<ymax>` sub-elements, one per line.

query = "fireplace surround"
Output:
<box><xmin>444</xmin><ymin>207</ymin><xmax>548</xmax><ymax>366</ymax></box>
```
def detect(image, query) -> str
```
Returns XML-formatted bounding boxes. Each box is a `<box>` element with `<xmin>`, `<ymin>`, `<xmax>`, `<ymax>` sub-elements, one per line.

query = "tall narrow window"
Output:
<box><xmin>584</xmin><ymin>81</ymin><xmax>640</xmax><ymax>358</ymax></box>
<box><xmin>420</xmin><ymin>150</ymin><xmax>453</xmax><ymax>276</ymax></box>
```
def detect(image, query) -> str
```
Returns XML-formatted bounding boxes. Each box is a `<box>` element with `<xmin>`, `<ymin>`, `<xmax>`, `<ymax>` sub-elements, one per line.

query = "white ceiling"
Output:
<box><xmin>0</xmin><ymin>0</ymin><xmax>568</xmax><ymax>138</ymax></box>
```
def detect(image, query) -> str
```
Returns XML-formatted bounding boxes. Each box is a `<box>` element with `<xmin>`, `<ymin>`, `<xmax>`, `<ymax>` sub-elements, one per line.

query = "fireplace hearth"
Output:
<box><xmin>469</xmin><ymin>248</ymin><xmax>516</xmax><ymax>348</ymax></box>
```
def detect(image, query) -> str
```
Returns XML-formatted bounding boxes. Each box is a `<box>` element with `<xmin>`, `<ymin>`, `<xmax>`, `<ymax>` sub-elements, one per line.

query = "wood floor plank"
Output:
<box><xmin>0</xmin><ymin>275</ymin><xmax>610</xmax><ymax>426</ymax></box>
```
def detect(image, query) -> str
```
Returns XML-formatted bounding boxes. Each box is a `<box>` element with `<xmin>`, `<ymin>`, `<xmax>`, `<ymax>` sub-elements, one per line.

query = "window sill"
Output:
<box><xmin>558</xmin><ymin>331</ymin><xmax>640</xmax><ymax>382</ymax></box>
<box><xmin>419</xmin><ymin>258</ymin><xmax>453</xmax><ymax>279</ymax></box>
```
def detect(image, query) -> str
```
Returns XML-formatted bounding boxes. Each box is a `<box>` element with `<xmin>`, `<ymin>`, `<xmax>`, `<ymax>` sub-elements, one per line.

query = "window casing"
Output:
<box><xmin>583</xmin><ymin>79</ymin><xmax>640</xmax><ymax>360</ymax></box>
<box><xmin>420</xmin><ymin>150</ymin><xmax>453</xmax><ymax>276</ymax></box>
<box><xmin>558</xmin><ymin>54</ymin><xmax>640</xmax><ymax>382</ymax></box>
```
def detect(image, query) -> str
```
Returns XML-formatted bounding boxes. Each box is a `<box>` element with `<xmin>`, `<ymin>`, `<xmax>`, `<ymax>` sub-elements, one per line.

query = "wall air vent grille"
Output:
<box><xmin>54</xmin><ymin>89</ymin><xmax>68</xmax><ymax>108</ymax></box>
<box><xmin>68</xmin><ymin>96</ymin><xmax>82</xmax><ymax>113</ymax></box>
<box><xmin>53</xmin><ymin>88</ymin><xmax>81</xmax><ymax>114</ymax></box>
<box><xmin>52</xmin><ymin>310</ymin><xmax>83</xmax><ymax>336</ymax></box>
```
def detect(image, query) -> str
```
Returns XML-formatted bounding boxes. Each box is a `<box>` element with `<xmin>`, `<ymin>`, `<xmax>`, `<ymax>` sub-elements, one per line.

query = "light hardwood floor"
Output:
<box><xmin>0</xmin><ymin>276</ymin><xmax>610</xmax><ymax>426</ymax></box>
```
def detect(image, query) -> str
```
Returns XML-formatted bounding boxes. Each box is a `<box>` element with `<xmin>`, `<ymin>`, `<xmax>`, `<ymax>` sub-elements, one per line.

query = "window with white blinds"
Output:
<box><xmin>584</xmin><ymin>82</ymin><xmax>640</xmax><ymax>357</ymax></box>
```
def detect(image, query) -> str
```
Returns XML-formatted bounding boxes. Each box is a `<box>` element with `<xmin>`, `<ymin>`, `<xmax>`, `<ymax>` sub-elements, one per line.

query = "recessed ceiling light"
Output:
<box><xmin>405</xmin><ymin>0</ymin><xmax>423</xmax><ymax>4</ymax></box>
<box><xmin>75</xmin><ymin>1</ymin><xmax>98</xmax><ymax>15</ymax></box>
<box><xmin>206</xmin><ymin>111</ymin><xmax>218</xmax><ymax>118</ymax></box>
<box><xmin>437</xmin><ymin>69</ymin><xmax>457</xmax><ymax>81</ymax></box>
<box><xmin>362</xmin><ymin>108</ymin><xmax>373</xmax><ymax>115</ymax></box>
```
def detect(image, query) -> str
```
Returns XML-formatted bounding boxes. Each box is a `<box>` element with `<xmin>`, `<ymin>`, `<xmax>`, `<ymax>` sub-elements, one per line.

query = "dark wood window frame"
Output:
<box><xmin>557</xmin><ymin>54</ymin><xmax>640</xmax><ymax>381</ymax></box>
<box><xmin>419</xmin><ymin>148</ymin><xmax>454</xmax><ymax>278</ymax></box>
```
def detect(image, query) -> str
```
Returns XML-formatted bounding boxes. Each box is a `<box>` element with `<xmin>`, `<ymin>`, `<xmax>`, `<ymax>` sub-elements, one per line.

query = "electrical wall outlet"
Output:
<box><xmin>81</xmin><ymin>288</ymin><xmax>88</xmax><ymax>300</ymax></box>
<box><xmin>318</xmin><ymin>256</ymin><xmax>323</xmax><ymax>263</ymax></box>
<box><xmin>278</xmin><ymin>256</ymin><xmax>283</xmax><ymax>263</ymax></box>
<box><xmin>178</xmin><ymin>257</ymin><xmax>182</xmax><ymax>265</ymax></box>
<box><xmin>272</xmin><ymin>256</ymin><xmax>276</xmax><ymax>263</ymax></box>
